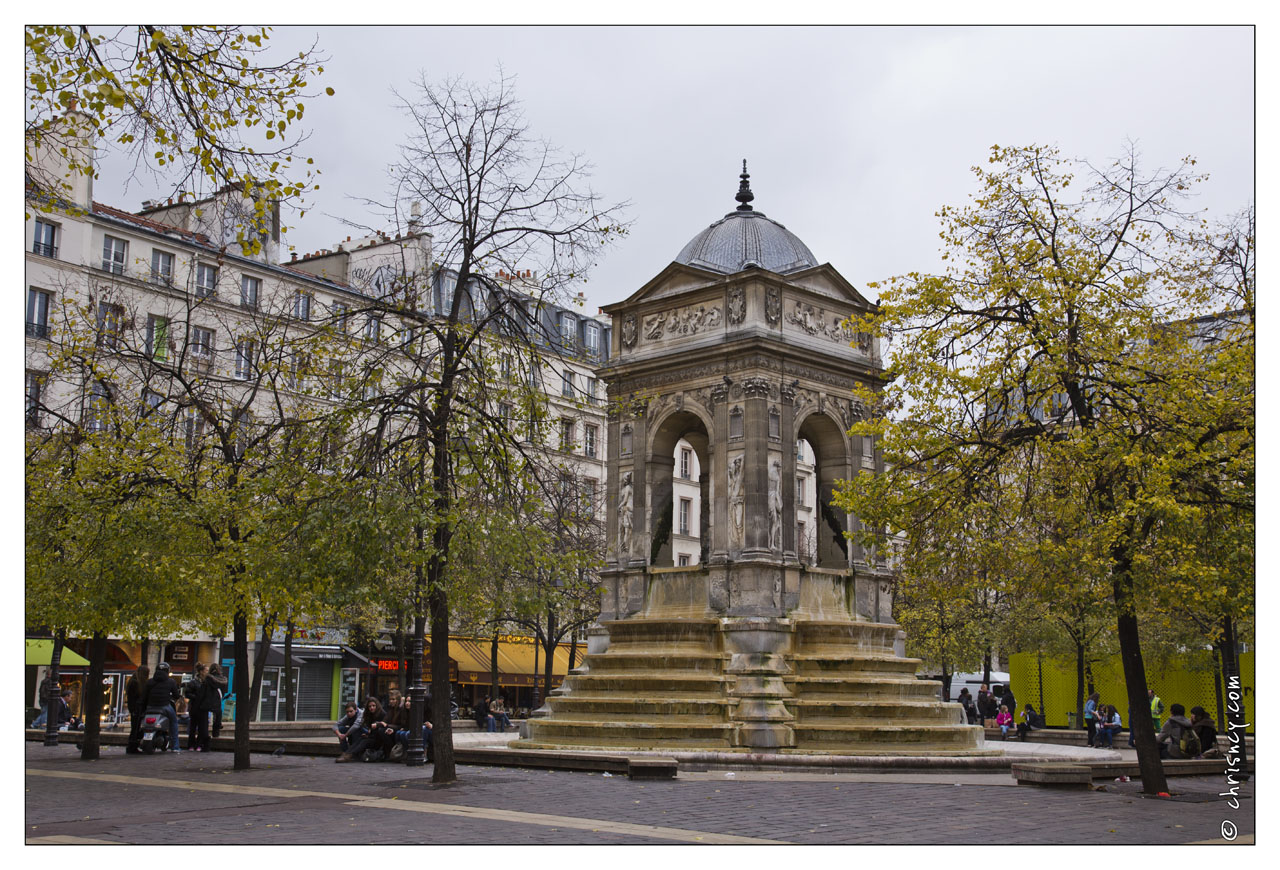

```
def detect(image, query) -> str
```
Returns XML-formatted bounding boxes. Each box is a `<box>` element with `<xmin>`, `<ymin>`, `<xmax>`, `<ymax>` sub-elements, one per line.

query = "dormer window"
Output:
<box><xmin>560</xmin><ymin>313</ymin><xmax>576</xmax><ymax>345</ymax></box>
<box><xmin>584</xmin><ymin>321</ymin><xmax>600</xmax><ymax>353</ymax></box>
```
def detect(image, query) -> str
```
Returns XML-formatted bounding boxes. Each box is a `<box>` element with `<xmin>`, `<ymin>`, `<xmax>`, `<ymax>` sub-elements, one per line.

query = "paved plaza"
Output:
<box><xmin>24</xmin><ymin>743</ymin><xmax>1253</xmax><ymax>845</ymax></box>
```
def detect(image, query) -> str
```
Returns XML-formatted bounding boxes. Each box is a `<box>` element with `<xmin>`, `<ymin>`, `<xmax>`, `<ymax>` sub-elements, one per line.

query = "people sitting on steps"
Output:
<box><xmin>1156</xmin><ymin>703</ymin><xmax>1199</xmax><ymax>759</ymax></box>
<box><xmin>336</xmin><ymin>696</ymin><xmax>386</xmax><ymax>763</ymax></box>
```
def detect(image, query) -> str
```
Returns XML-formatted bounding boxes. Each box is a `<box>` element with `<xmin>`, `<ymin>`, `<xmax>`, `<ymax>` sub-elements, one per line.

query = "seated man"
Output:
<box><xmin>490</xmin><ymin>695</ymin><xmax>512</xmax><ymax>732</ymax></box>
<box><xmin>333</xmin><ymin>703</ymin><xmax>361</xmax><ymax>752</ymax></box>
<box><xmin>474</xmin><ymin>695</ymin><xmax>495</xmax><ymax>733</ymax></box>
<box><xmin>1189</xmin><ymin>706</ymin><xmax>1221</xmax><ymax>759</ymax></box>
<box><xmin>1156</xmin><ymin>703</ymin><xmax>1198</xmax><ymax>759</ymax></box>
<box><xmin>1015</xmin><ymin>704</ymin><xmax>1038</xmax><ymax>741</ymax></box>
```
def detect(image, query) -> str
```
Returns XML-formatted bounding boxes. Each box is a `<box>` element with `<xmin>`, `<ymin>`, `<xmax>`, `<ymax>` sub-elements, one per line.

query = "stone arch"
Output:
<box><xmin>795</xmin><ymin>409</ymin><xmax>853</xmax><ymax>569</ymax></box>
<box><xmin>646</xmin><ymin>407</ymin><xmax>713</xmax><ymax>566</ymax></box>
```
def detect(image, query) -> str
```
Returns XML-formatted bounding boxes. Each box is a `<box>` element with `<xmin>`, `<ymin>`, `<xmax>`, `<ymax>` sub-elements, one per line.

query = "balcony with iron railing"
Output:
<box><xmin>26</xmin><ymin>322</ymin><xmax>50</xmax><ymax>340</ymax></box>
<box><xmin>32</xmin><ymin>242</ymin><xmax>58</xmax><ymax>258</ymax></box>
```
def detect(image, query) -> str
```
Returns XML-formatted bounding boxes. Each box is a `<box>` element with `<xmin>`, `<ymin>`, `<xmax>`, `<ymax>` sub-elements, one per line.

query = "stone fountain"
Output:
<box><xmin>522</xmin><ymin>165</ymin><xmax>985</xmax><ymax>755</ymax></box>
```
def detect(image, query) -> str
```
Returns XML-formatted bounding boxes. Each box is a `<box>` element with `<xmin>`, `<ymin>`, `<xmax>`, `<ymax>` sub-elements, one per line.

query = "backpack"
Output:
<box><xmin>1179</xmin><ymin>727</ymin><xmax>1201</xmax><ymax>757</ymax></box>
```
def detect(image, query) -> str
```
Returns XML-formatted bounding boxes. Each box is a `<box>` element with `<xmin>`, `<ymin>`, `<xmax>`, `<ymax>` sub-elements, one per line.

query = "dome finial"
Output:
<box><xmin>735</xmin><ymin>159</ymin><xmax>754</xmax><ymax>212</ymax></box>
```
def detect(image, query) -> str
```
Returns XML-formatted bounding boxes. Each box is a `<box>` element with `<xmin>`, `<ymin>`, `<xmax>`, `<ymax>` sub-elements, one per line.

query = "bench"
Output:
<box><xmin>626</xmin><ymin>757</ymin><xmax>679</xmax><ymax>780</ymax></box>
<box><xmin>1011</xmin><ymin>763</ymin><xmax>1093</xmax><ymax>788</ymax></box>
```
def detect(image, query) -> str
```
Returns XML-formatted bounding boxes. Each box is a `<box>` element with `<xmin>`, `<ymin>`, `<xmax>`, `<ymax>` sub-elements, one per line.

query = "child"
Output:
<box><xmin>996</xmin><ymin>704</ymin><xmax>1013</xmax><ymax>740</ymax></box>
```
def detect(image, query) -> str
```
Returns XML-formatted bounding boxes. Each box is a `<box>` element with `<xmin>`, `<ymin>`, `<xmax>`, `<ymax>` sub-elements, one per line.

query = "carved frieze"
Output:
<box><xmin>742</xmin><ymin>377</ymin><xmax>771</xmax><ymax>399</ymax></box>
<box><xmin>642</xmin><ymin>302</ymin><xmax>723</xmax><ymax>341</ymax></box>
<box><xmin>787</xmin><ymin>301</ymin><xmax>857</xmax><ymax>344</ymax></box>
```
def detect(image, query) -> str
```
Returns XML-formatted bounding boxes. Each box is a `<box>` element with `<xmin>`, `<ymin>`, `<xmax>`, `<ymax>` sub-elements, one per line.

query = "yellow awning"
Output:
<box><xmin>26</xmin><ymin>639</ymin><xmax>90</xmax><ymax>667</ymax></box>
<box><xmin>450</xmin><ymin>636</ymin><xmax>580</xmax><ymax>687</ymax></box>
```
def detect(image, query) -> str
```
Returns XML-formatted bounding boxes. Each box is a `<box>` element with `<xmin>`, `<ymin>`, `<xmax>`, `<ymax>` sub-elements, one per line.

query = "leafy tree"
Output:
<box><xmin>838</xmin><ymin>145</ymin><xmax>1253</xmax><ymax>794</ymax></box>
<box><xmin>25</xmin><ymin>25</ymin><xmax>330</xmax><ymax>249</ymax></box>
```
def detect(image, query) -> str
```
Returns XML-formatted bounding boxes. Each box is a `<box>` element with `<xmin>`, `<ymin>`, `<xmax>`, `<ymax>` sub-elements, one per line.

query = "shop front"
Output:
<box><xmin>256</xmin><ymin>644</ymin><xmax>372</xmax><ymax>721</ymax></box>
<box><xmin>448</xmin><ymin>635</ymin><xmax>579</xmax><ymax>717</ymax></box>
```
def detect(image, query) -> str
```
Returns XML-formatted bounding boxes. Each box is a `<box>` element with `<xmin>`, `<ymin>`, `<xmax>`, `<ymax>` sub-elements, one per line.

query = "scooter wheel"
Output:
<box><xmin>141</xmin><ymin>741</ymin><xmax>156</xmax><ymax>754</ymax></box>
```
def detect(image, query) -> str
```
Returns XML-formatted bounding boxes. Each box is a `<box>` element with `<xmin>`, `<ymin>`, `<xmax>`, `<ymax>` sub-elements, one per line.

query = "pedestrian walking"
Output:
<box><xmin>183</xmin><ymin>663</ymin><xmax>206</xmax><ymax>751</ymax></box>
<box><xmin>125</xmin><ymin>664</ymin><xmax>150</xmax><ymax>754</ymax></box>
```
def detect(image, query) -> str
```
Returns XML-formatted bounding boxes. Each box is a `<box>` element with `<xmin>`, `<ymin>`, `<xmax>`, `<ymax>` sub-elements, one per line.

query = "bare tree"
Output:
<box><xmin>348</xmin><ymin>72</ymin><xmax>626</xmax><ymax>782</ymax></box>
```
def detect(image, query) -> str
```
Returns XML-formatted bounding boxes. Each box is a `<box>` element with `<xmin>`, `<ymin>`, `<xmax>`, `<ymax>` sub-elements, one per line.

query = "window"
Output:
<box><xmin>797</xmin><ymin>521</ymin><xmax>807</xmax><ymax>560</ymax></box>
<box><xmin>365</xmin><ymin>315</ymin><xmax>382</xmax><ymax>342</ymax></box>
<box><xmin>96</xmin><ymin>301</ymin><xmax>124</xmax><ymax>349</ymax></box>
<box><xmin>25</xmin><ymin>371</ymin><xmax>44</xmax><ymax>427</ymax></box>
<box><xmin>584</xmin><ymin>322</ymin><xmax>600</xmax><ymax>353</ymax></box>
<box><xmin>560</xmin><ymin>313</ymin><xmax>576</xmax><ymax>345</ymax></box>
<box><xmin>195</xmin><ymin>263</ymin><xmax>218</xmax><ymax>298</ymax></box>
<box><xmin>142</xmin><ymin>389</ymin><xmax>164</xmax><ymax>414</ymax></box>
<box><xmin>586</xmin><ymin>377</ymin><xmax>599</xmax><ymax>404</ymax></box>
<box><xmin>561</xmin><ymin>370</ymin><xmax>575</xmax><ymax>398</ymax></box>
<box><xmin>680</xmin><ymin>448</ymin><xmax>692</xmax><ymax>479</ymax></box>
<box><xmin>862</xmin><ymin>435</ymin><xmax>875</xmax><ymax>467</ymax></box>
<box><xmin>326</xmin><ymin>360</ymin><xmax>345</xmax><ymax>397</ymax></box>
<box><xmin>293</xmin><ymin>291</ymin><xmax>312</xmax><ymax>321</ymax></box>
<box><xmin>190</xmin><ymin>326</ymin><xmax>215</xmax><ymax>366</ymax></box>
<box><xmin>797</xmin><ymin>475</ymin><xmax>806</xmax><ymax>503</ymax></box>
<box><xmin>769</xmin><ymin>408</ymin><xmax>781</xmax><ymax>439</ymax></box>
<box><xmin>581</xmin><ymin>478</ymin><xmax>598</xmax><ymax>518</ymax></box>
<box><xmin>678</xmin><ymin>554</ymin><xmax>690</xmax><ymax>567</ymax></box>
<box><xmin>729</xmin><ymin>407</ymin><xmax>744</xmax><ymax>440</ymax></box>
<box><xmin>400</xmin><ymin>322</ymin><xmax>416</xmax><ymax>350</ymax></box>
<box><xmin>182</xmin><ymin>407</ymin><xmax>205</xmax><ymax>451</ymax></box>
<box><xmin>241</xmin><ymin>275</ymin><xmax>260</xmax><ymax>310</ymax></box>
<box><xmin>500</xmin><ymin>354</ymin><xmax>513</xmax><ymax>381</ymax></box>
<box><xmin>330</xmin><ymin>302</ymin><xmax>349</xmax><ymax>332</ymax></box>
<box><xmin>620</xmin><ymin>425</ymin><xmax>633</xmax><ymax>456</ymax></box>
<box><xmin>101</xmin><ymin>235</ymin><xmax>127</xmax><ymax>274</ymax></box>
<box><xmin>151</xmin><ymin>250</ymin><xmax>174</xmax><ymax>285</ymax></box>
<box><xmin>559</xmin><ymin>419</ymin><xmax>575</xmax><ymax>451</ymax></box>
<box><xmin>145</xmin><ymin>315</ymin><xmax>169</xmax><ymax>361</ymax></box>
<box><xmin>33</xmin><ymin>220</ymin><xmax>58</xmax><ymax>258</ymax></box>
<box><xmin>26</xmin><ymin>288</ymin><xmax>51</xmax><ymax>339</ymax></box>
<box><xmin>498</xmin><ymin>402</ymin><xmax>514</xmax><ymax>423</ymax></box>
<box><xmin>235</xmin><ymin>340</ymin><xmax>256</xmax><ymax>380</ymax></box>
<box><xmin>583</xmin><ymin>424</ymin><xmax>598</xmax><ymax>458</ymax></box>
<box><xmin>286</xmin><ymin>351</ymin><xmax>306</xmax><ymax>390</ymax></box>
<box><xmin>85</xmin><ymin>381</ymin><xmax>111</xmax><ymax>433</ymax></box>
<box><xmin>796</xmin><ymin>439</ymin><xmax>805</xmax><ymax>461</ymax></box>
<box><xmin>679</xmin><ymin>498</ymin><xmax>691</xmax><ymax>536</ymax></box>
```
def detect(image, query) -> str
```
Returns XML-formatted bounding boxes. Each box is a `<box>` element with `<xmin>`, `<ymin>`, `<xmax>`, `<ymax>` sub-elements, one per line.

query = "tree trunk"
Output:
<box><xmin>1218</xmin><ymin>615</ymin><xmax>1250</xmax><ymax>779</ymax></box>
<box><xmin>1113</xmin><ymin>574</ymin><xmax>1167</xmax><ymax>794</ymax></box>
<box><xmin>429</xmin><ymin>582</ymin><xmax>455</xmax><ymax>783</ymax></box>
<box><xmin>1075</xmin><ymin>639</ymin><xmax>1086</xmax><ymax>726</ymax></box>
<box><xmin>941</xmin><ymin>664</ymin><xmax>952</xmax><ymax>702</ymax></box>
<box><xmin>283</xmin><ymin>619</ymin><xmax>294</xmax><ymax>721</ymax></box>
<box><xmin>1212</xmin><ymin>647</ymin><xmax>1226</xmax><ymax>732</ymax></box>
<box><xmin>982</xmin><ymin>650</ymin><xmax>992</xmax><ymax>684</ymax></box>
<box><xmin>44</xmin><ymin>629</ymin><xmax>65</xmax><ymax>746</ymax></box>
<box><xmin>247</xmin><ymin>620</ymin><xmax>274</xmax><ymax>723</ymax></box>
<box><xmin>540</xmin><ymin>608</ymin><xmax>557</xmax><ymax>706</ymax></box>
<box><xmin>79</xmin><ymin>632</ymin><xmax>108</xmax><ymax>760</ymax></box>
<box><xmin>232</xmin><ymin>610</ymin><xmax>252</xmax><ymax>770</ymax></box>
<box><xmin>140</xmin><ymin>637</ymin><xmax>151</xmax><ymax>669</ymax></box>
<box><xmin>490</xmin><ymin>629</ymin><xmax>500</xmax><ymax>701</ymax></box>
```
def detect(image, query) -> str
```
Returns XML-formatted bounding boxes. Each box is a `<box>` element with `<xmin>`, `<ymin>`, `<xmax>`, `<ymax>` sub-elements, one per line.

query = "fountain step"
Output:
<box><xmin>793</xmin><ymin>723</ymin><xmax>984</xmax><ymax>748</ymax></box>
<box><xmin>528</xmin><ymin>721</ymin><xmax>735</xmax><ymax>744</ymax></box>
<box><xmin>792</xmin><ymin>654</ymin><xmax>922</xmax><ymax>675</ymax></box>
<box><xmin>789</xmin><ymin>676</ymin><xmax>941</xmax><ymax>698</ymax></box>
<box><xmin>562</xmin><ymin>675</ymin><xmax>729</xmax><ymax>695</ymax></box>
<box><xmin>585</xmin><ymin>652</ymin><xmax>728</xmax><ymax>673</ymax></box>
<box><xmin>792</xmin><ymin>700</ymin><xmax>964</xmax><ymax>722</ymax></box>
<box><xmin>546</xmin><ymin>697</ymin><xmax>731</xmax><ymax>717</ymax></box>
<box><xmin>520</xmin><ymin>737</ymin><xmax>735</xmax><ymax>750</ymax></box>
<box><xmin>538</xmin><ymin>711</ymin><xmax>731</xmax><ymax>724</ymax></box>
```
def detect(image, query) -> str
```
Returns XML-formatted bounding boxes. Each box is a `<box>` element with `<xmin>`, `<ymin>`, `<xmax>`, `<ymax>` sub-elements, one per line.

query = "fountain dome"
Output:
<box><xmin>673</xmin><ymin>161</ymin><xmax>819</xmax><ymax>275</ymax></box>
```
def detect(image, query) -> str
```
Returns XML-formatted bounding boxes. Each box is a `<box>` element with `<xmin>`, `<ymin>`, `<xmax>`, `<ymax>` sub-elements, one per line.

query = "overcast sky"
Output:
<box><xmin>95</xmin><ymin>25</ymin><xmax>1255</xmax><ymax>315</ymax></box>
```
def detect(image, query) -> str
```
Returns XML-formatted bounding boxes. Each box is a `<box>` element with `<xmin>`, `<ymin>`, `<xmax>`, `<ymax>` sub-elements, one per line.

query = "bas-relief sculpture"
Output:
<box><xmin>617</xmin><ymin>471</ymin><xmax>634</xmax><ymax>557</ymax></box>
<box><xmin>728</xmin><ymin>454</ymin><xmax>745</xmax><ymax>547</ymax></box>
<box><xmin>728</xmin><ymin>288</ymin><xmax>746</xmax><ymax>324</ymax></box>
<box><xmin>767</xmin><ymin>456</ymin><xmax>783</xmax><ymax>551</ymax></box>
<box><xmin>642</xmin><ymin>302</ymin><xmax>723</xmax><ymax>341</ymax></box>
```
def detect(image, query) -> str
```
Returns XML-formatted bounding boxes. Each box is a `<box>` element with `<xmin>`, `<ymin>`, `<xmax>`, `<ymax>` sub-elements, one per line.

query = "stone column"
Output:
<box><xmin>741</xmin><ymin>376</ymin><xmax>771</xmax><ymax>558</ymax></box>
<box><xmin>709</xmin><ymin>380</ymin><xmax>731</xmax><ymax>564</ymax></box>
<box><xmin>780</xmin><ymin>382</ymin><xmax>798</xmax><ymax>560</ymax></box>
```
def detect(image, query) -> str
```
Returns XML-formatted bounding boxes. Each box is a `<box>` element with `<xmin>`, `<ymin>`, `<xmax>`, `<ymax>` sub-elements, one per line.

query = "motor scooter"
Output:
<box><xmin>139</xmin><ymin>706</ymin><xmax>174</xmax><ymax>753</ymax></box>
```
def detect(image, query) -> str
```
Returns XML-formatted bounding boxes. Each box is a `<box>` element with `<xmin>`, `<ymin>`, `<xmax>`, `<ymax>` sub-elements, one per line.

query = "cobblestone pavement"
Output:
<box><xmin>25</xmin><ymin>744</ymin><xmax>1254</xmax><ymax>846</ymax></box>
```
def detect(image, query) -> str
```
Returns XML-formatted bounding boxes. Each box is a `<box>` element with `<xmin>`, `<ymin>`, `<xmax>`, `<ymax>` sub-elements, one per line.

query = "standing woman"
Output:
<box><xmin>125</xmin><ymin>664</ymin><xmax>149</xmax><ymax>754</ymax></box>
<box><xmin>183</xmin><ymin>664</ymin><xmax>207</xmax><ymax>752</ymax></box>
<box><xmin>203</xmin><ymin>663</ymin><xmax>228</xmax><ymax>746</ymax></box>
<box><xmin>1084</xmin><ymin>692</ymin><xmax>1100</xmax><ymax>747</ymax></box>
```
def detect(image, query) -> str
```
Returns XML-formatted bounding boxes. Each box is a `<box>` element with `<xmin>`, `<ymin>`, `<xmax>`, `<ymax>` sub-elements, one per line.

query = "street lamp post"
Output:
<box><xmin>404</xmin><ymin>613</ymin><xmax>427</xmax><ymax>766</ymax></box>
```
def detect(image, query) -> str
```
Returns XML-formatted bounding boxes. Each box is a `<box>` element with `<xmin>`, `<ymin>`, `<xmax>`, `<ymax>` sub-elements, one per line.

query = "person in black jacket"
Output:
<box><xmin>125</xmin><ymin>665</ymin><xmax>150</xmax><ymax>754</ymax></box>
<box><xmin>200</xmin><ymin>663</ymin><xmax>227</xmax><ymax>749</ymax></box>
<box><xmin>336</xmin><ymin>697</ymin><xmax>386</xmax><ymax>762</ymax></box>
<box><xmin>144</xmin><ymin>662</ymin><xmax>182</xmax><ymax>752</ymax></box>
<box><xmin>183</xmin><ymin>664</ymin><xmax>206</xmax><ymax>751</ymax></box>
